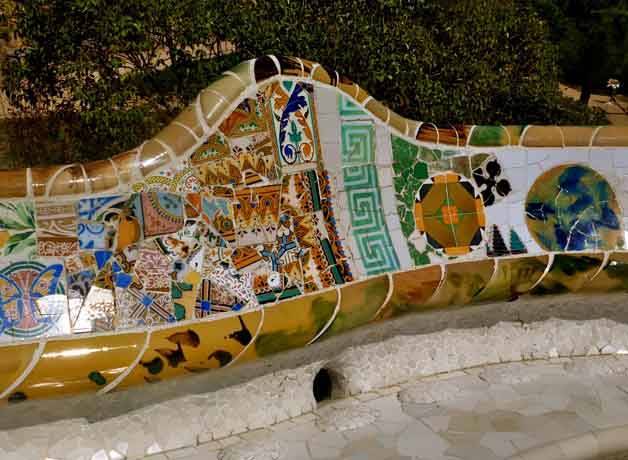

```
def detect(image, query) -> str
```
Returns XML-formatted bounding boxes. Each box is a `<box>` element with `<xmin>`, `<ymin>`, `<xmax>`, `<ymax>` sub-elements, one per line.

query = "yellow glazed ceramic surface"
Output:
<box><xmin>0</xmin><ymin>343</ymin><xmax>38</xmax><ymax>398</ymax></box>
<box><xmin>117</xmin><ymin>310</ymin><xmax>262</xmax><ymax>390</ymax></box>
<box><xmin>9</xmin><ymin>332</ymin><xmax>146</xmax><ymax>400</ymax></box>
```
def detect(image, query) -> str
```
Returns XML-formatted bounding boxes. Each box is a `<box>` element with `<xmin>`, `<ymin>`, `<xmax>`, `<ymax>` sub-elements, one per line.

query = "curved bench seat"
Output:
<box><xmin>1</xmin><ymin>56</ymin><xmax>628</xmax><ymax>403</ymax></box>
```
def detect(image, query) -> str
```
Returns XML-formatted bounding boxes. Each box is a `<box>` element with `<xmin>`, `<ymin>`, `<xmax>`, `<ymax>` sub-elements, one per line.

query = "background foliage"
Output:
<box><xmin>532</xmin><ymin>0</ymin><xmax>628</xmax><ymax>104</ymax></box>
<box><xmin>2</xmin><ymin>0</ymin><xmax>609</xmax><ymax>167</ymax></box>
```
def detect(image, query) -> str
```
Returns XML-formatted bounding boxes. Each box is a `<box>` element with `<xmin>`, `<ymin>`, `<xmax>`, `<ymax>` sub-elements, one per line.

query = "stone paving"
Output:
<box><xmin>144</xmin><ymin>355</ymin><xmax>628</xmax><ymax>460</ymax></box>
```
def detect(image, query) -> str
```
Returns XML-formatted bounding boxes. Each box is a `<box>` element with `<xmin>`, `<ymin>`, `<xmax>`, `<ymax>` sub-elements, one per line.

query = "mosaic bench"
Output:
<box><xmin>1</xmin><ymin>55</ymin><xmax>628</xmax><ymax>405</ymax></box>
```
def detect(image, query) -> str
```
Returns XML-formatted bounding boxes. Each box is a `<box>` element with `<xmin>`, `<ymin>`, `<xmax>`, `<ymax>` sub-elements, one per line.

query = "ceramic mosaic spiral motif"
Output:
<box><xmin>1</xmin><ymin>55</ymin><xmax>628</xmax><ymax>402</ymax></box>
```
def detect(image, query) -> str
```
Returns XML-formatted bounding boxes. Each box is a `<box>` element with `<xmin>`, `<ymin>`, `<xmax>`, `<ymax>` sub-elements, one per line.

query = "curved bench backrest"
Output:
<box><xmin>0</xmin><ymin>55</ymin><xmax>628</xmax><ymax>403</ymax></box>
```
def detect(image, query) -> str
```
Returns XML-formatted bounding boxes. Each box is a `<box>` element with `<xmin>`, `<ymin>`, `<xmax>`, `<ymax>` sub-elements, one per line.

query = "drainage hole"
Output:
<box><xmin>313</xmin><ymin>368</ymin><xmax>333</xmax><ymax>403</ymax></box>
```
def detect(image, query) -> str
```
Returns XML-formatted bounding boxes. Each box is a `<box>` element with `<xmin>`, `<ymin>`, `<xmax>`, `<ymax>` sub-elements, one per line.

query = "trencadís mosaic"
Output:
<box><xmin>1</xmin><ymin>56</ymin><xmax>628</xmax><ymax>403</ymax></box>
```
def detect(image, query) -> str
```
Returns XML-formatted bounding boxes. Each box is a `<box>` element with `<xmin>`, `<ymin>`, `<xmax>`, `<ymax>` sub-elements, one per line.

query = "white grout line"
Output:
<box><xmin>195</xmin><ymin>94</ymin><xmax>210</xmax><ymax>135</ymax></box>
<box><xmin>529</xmin><ymin>253</ymin><xmax>555</xmax><ymax>291</ymax></box>
<box><xmin>98</xmin><ymin>330</ymin><xmax>151</xmax><ymax>394</ymax></box>
<box><xmin>44</xmin><ymin>164</ymin><xmax>74</xmax><ymax>198</ymax></box>
<box><xmin>153</xmin><ymin>137</ymin><xmax>178</xmax><ymax>163</ymax></box>
<box><xmin>226</xmin><ymin>308</ymin><xmax>265</xmax><ymax>368</ymax></box>
<box><xmin>173</xmin><ymin>121</ymin><xmax>200</xmax><ymax>141</ymax></box>
<box><xmin>0</xmin><ymin>339</ymin><xmax>46</xmax><ymax>400</ymax></box>
<box><xmin>590</xmin><ymin>126</ymin><xmax>603</xmax><ymax>147</ymax></box>
<box><xmin>78</xmin><ymin>163</ymin><xmax>92</xmax><ymax>194</ymax></box>
<box><xmin>589</xmin><ymin>251</ymin><xmax>611</xmax><ymax>282</ymax></box>
<box><xmin>26</xmin><ymin>167</ymin><xmax>33</xmax><ymax>198</ymax></box>
<box><xmin>307</xmin><ymin>287</ymin><xmax>342</xmax><ymax>345</ymax></box>
<box><xmin>223</xmin><ymin>70</ymin><xmax>244</xmax><ymax>85</ymax></box>
<box><xmin>372</xmin><ymin>272</ymin><xmax>395</xmax><ymax>320</ymax></box>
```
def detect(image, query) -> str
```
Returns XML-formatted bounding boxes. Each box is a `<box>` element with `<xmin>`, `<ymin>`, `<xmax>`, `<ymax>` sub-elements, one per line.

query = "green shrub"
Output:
<box><xmin>2</xmin><ymin>0</ymin><xmax>607</xmax><ymax>167</ymax></box>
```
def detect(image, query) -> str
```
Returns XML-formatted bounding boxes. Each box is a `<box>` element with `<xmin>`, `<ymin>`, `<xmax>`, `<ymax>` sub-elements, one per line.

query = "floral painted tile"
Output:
<box><xmin>193</xmin><ymin>131</ymin><xmax>279</xmax><ymax>187</ymax></box>
<box><xmin>171</xmin><ymin>275</ymin><xmax>200</xmax><ymax>321</ymax></box>
<box><xmin>76</xmin><ymin>195</ymin><xmax>129</xmax><ymax>251</ymax></box>
<box><xmin>525</xmin><ymin>164</ymin><xmax>623</xmax><ymax>251</ymax></box>
<box><xmin>132</xmin><ymin>159</ymin><xmax>202</xmax><ymax>194</ymax></box>
<box><xmin>220</xmin><ymin>93</ymin><xmax>269</xmax><ymax>138</ymax></box>
<box><xmin>190</xmin><ymin>131</ymin><xmax>231</xmax><ymax>165</ymax></box>
<box><xmin>471</xmin><ymin>154</ymin><xmax>512</xmax><ymax>206</ymax></box>
<box><xmin>195</xmin><ymin>278</ymin><xmax>238</xmax><ymax>316</ymax></box>
<box><xmin>155</xmin><ymin>235</ymin><xmax>204</xmax><ymax>283</ymax></box>
<box><xmin>132</xmin><ymin>247</ymin><xmax>172</xmax><ymax>293</ymax></box>
<box><xmin>76</xmin><ymin>195</ymin><xmax>129</xmax><ymax>222</ymax></box>
<box><xmin>0</xmin><ymin>201</ymin><xmax>37</xmax><ymax>258</ymax></box>
<box><xmin>194</xmin><ymin>247</ymin><xmax>247</xmax><ymax>315</ymax></box>
<box><xmin>116</xmin><ymin>287</ymin><xmax>174</xmax><ymax>328</ymax></box>
<box><xmin>233</xmin><ymin>185</ymin><xmax>281</xmax><ymax>246</ymax></box>
<box><xmin>280</xmin><ymin>170</ymin><xmax>319</xmax><ymax>216</ymax></box>
<box><xmin>0</xmin><ymin>259</ymin><xmax>70</xmax><ymax>340</ymax></box>
<box><xmin>77</xmin><ymin>222</ymin><xmax>116</xmax><ymax>250</ymax></box>
<box><xmin>292</xmin><ymin>211</ymin><xmax>353</xmax><ymax>292</ymax></box>
<box><xmin>414</xmin><ymin>172</ymin><xmax>485</xmax><ymax>256</ymax></box>
<box><xmin>128</xmin><ymin>191</ymin><xmax>186</xmax><ymax>239</ymax></box>
<box><xmin>35</xmin><ymin>201</ymin><xmax>79</xmax><ymax>257</ymax></box>
<box><xmin>65</xmin><ymin>252</ymin><xmax>98</xmax><ymax>299</ymax></box>
<box><xmin>201</xmin><ymin>187</ymin><xmax>237</xmax><ymax>246</ymax></box>
<box><xmin>267</xmin><ymin>80</ymin><xmax>321</xmax><ymax>170</ymax></box>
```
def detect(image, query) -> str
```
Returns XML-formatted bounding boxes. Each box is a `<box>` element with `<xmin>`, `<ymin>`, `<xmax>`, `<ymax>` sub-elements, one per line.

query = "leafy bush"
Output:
<box><xmin>532</xmin><ymin>0</ymin><xmax>628</xmax><ymax>103</ymax></box>
<box><xmin>3</xmin><ymin>0</ymin><xmax>607</xmax><ymax>167</ymax></box>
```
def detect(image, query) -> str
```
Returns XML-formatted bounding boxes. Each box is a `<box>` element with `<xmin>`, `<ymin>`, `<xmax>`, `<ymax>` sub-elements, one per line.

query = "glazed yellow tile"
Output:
<box><xmin>173</xmin><ymin>105</ymin><xmax>205</xmax><ymax>139</ymax></box>
<box><xmin>322</xmin><ymin>276</ymin><xmax>389</xmax><ymax>338</ymax></box>
<box><xmin>310</xmin><ymin>64</ymin><xmax>333</xmax><ymax>85</ymax></box>
<box><xmin>575</xmin><ymin>252</ymin><xmax>628</xmax><ymax>293</ymax></box>
<box><xmin>199</xmin><ymin>89</ymin><xmax>230</xmax><ymax>127</ymax></box>
<box><xmin>138</xmin><ymin>139</ymin><xmax>172</xmax><ymax>177</ymax></box>
<box><xmin>116</xmin><ymin>310</ymin><xmax>262</xmax><ymax>390</ymax></box>
<box><xmin>365</xmin><ymin>98</ymin><xmax>389</xmax><ymax>124</ymax></box>
<box><xmin>30</xmin><ymin>165</ymin><xmax>62</xmax><ymax>197</ymax></box>
<box><xmin>228</xmin><ymin>60</ymin><xmax>254</xmax><ymax>87</ymax></box>
<box><xmin>593</xmin><ymin>126</ymin><xmax>628</xmax><ymax>147</ymax></box>
<box><xmin>254</xmin><ymin>290</ymin><xmax>338</xmax><ymax>357</ymax></box>
<box><xmin>154</xmin><ymin>122</ymin><xmax>197</xmax><ymax>158</ymax></box>
<box><xmin>504</xmin><ymin>125</ymin><xmax>523</xmax><ymax>145</ymax></box>
<box><xmin>561</xmin><ymin>126</ymin><xmax>596</xmax><ymax>147</ymax></box>
<box><xmin>406</xmin><ymin>120</ymin><xmax>421</xmax><ymax>138</ymax></box>
<box><xmin>473</xmin><ymin>256</ymin><xmax>550</xmax><ymax>303</ymax></box>
<box><xmin>111</xmin><ymin>149</ymin><xmax>141</xmax><ymax>185</ymax></box>
<box><xmin>530</xmin><ymin>253</ymin><xmax>605</xmax><ymax>296</ymax></box>
<box><xmin>387</xmin><ymin>109</ymin><xmax>408</xmax><ymax>134</ymax></box>
<box><xmin>48</xmin><ymin>164</ymin><xmax>88</xmax><ymax>196</ymax></box>
<box><xmin>207</xmin><ymin>74</ymin><xmax>246</xmax><ymax>104</ymax></box>
<box><xmin>297</xmin><ymin>58</ymin><xmax>317</xmax><ymax>77</ymax></box>
<box><xmin>378</xmin><ymin>266</ymin><xmax>443</xmax><ymax>319</ymax></box>
<box><xmin>338</xmin><ymin>81</ymin><xmax>360</xmax><ymax>100</ymax></box>
<box><xmin>522</xmin><ymin>126</ymin><xmax>563</xmax><ymax>147</ymax></box>
<box><xmin>84</xmin><ymin>159</ymin><xmax>119</xmax><ymax>193</ymax></box>
<box><xmin>468</xmin><ymin>125</ymin><xmax>510</xmax><ymax>147</ymax></box>
<box><xmin>9</xmin><ymin>332</ymin><xmax>145</xmax><ymax>400</ymax></box>
<box><xmin>354</xmin><ymin>85</ymin><xmax>370</xmax><ymax>105</ymax></box>
<box><xmin>0</xmin><ymin>343</ymin><xmax>37</xmax><ymax>396</ymax></box>
<box><xmin>425</xmin><ymin>260</ymin><xmax>494</xmax><ymax>309</ymax></box>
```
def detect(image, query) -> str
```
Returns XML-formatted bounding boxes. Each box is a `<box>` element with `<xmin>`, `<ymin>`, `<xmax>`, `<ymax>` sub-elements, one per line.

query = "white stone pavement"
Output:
<box><xmin>9</xmin><ymin>315</ymin><xmax>628</xmax><ymax>459</ymax></box>
<box><xmin>145</xmin><ymin>355</ymin><xmax>628</xmax><ymax>460</ymax></box>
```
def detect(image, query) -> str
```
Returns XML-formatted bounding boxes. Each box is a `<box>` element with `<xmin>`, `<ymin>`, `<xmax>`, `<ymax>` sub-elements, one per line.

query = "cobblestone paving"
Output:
<box><xmin>146</xmin><ymin>355</ymin><xmax>628</xmax><ymax>460</ymax></box>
